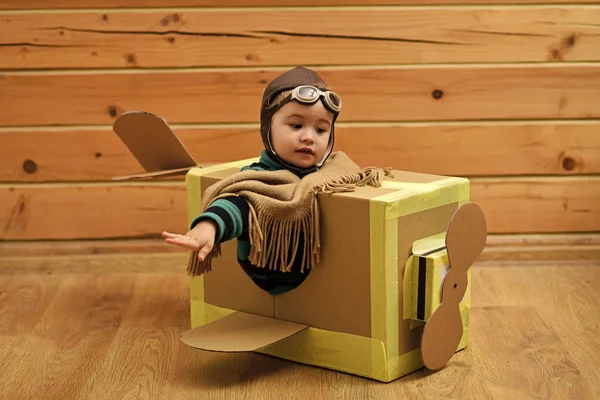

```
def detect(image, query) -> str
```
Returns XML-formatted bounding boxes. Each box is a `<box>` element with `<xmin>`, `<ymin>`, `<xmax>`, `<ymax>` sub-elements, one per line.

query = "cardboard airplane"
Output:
<box><xmin>113</xmin><ymin>111</ymin><xmax>488</xmax><ymax>381</ymax></box>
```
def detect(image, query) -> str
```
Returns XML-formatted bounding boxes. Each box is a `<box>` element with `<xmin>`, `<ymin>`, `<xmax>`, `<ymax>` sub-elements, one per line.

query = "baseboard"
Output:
<box><xmin>480</xmin><ymin>233</ymin><xmax>600</xmax><ymax>262</ymax></box>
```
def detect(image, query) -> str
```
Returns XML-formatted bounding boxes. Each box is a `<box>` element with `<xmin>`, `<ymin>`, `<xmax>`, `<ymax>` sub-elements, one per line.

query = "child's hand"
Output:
<box><xmin>162</xmin><ymin>220</ymin><xmax>217</xmax><ymax>261</ymax></box>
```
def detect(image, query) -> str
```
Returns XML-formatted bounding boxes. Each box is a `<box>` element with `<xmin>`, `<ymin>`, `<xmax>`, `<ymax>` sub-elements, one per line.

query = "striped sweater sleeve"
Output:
<box><xmin>190</xmin><ymin>196</ymin><xmax>249</xmax><ymax>244</ymax></box>
<box><xmin>190</xmin><ymin>162</ymin><xmax>269</xmax><ymax>243</ymax></box>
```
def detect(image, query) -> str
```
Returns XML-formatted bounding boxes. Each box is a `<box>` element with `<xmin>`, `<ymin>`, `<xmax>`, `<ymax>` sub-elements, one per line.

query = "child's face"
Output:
<box><xmin>269</xmin><ymin>100</ymin><xmax>334</xmax><ymax>169</ymax></box>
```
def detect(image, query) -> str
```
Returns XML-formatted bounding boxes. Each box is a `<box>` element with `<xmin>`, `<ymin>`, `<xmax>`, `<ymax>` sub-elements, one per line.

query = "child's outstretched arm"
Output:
<box><xmin>162</xmin><ymin>196</ymin><xmax>250</xmax><ymax>261</ymax></box>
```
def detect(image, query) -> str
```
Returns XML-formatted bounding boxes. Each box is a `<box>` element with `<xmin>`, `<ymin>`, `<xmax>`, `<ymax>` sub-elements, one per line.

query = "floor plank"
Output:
<box><xmin>0</xmin><ymin>274</ymin><xmax>136</xmax><ymax>400</ymax></box>
<box><xmin>0</xmin><ymin>260</ymin><xmax>598</xmax><ymax>399</ymax></box>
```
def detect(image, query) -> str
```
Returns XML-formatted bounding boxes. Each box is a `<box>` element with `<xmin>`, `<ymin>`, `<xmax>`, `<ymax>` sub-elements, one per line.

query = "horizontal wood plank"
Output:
<box><xmin>1</xmin><ymin>122</ymin><xmax>599</xmax><ymax>182</ymax></box>
<box><xmin>0</xmin><ymin>253</ymin><xmax>190</xmax><ymax>275</ymax></box>
<box><xmin>0</xmin><ymin>183</ymin><xmax>188</xmax><ymax>240</ymax></box>
<box><xmin>472</xmin><ymin>177</ymin><xmax>600</xmax><ymax>234</ymax></box>
<box><xmin>0</xmin><ymin>177</ymin><xmax>597</xmax><ymax>240</ymax></box>
<box><xmin>3</xmin><ymin>1</ymin><xmax>600</xmax><ymax>9</ymax></box>
<box><xmin>3</xmin><ymin>7</ymin><xmax>600</xmax><ymax>68</ymax></box>
<box><xmin>3</xmin><ymin>65</ymin><xmax>600</xmax><ymax>127</ymax></box>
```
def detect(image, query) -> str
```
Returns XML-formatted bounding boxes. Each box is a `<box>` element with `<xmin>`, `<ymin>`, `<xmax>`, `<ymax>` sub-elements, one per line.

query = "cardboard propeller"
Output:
<box><xmin>420</xmin><ymin>203</ymin><xmax>487</xmax><ymax>370</ymax></box>
<box><xmin>111</xmin><ymin>111</ymin><xmax>207</xmax><ymax>180</ymax></box>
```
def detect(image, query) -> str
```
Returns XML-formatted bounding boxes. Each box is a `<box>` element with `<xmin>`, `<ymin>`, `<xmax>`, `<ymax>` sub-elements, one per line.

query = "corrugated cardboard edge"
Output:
<box><xmin>181</xmin><ymin>311</ymin><xmax>308</xmax><ymax>352</ymax></box>
<box><xmin>112</xmin><ymin>166</ymin><xmax>193</xmax><ymax>181</ymax></box>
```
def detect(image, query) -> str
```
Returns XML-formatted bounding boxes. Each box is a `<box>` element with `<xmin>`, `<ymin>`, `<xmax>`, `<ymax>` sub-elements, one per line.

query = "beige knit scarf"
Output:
<box><xmin>187</xmin><ymin>151</ymin><xmax>393</xmax><ymax>276</ymax></box>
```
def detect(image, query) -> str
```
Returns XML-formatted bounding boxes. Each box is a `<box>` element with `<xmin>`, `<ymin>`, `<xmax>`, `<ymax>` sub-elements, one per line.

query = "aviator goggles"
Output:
<box><xmin>268</xmin><ymin>85</ymin><xmax>342</xmax><ymax>114</ymax></box>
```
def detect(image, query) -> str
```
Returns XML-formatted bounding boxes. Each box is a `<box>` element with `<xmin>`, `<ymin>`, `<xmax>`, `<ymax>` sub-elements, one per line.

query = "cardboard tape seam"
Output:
<box><xmin>189</xmin><ymin>157</ymin><xmax>259</xmax><ymax>176</ymax></box>
<box><xmin>378</xmin><ymin>177</ymin><xmax>470</xmax><ymax>220</ymax></box>
<box><xmin>186</xmin><ymin>169</ymin><xmax>206</xmax><ymax>304</ymax></box>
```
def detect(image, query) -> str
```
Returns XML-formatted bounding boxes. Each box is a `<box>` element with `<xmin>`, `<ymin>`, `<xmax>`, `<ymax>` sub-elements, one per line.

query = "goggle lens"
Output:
<box><xmin>327</xmin><ymin>92</ymin><xmax>341</xmax><ymax>108</ymax></box>
<box><xmin>297</xmin><ymin>86</ymin><xmax>319</xmax><ymax>100</ymax></box>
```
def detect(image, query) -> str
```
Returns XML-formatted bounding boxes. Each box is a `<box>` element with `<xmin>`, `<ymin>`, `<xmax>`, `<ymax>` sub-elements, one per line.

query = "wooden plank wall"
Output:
<box><xmin>0</xmin><ymin>1</ymin><xmax>599</xmax><ymax>255</ymax></box>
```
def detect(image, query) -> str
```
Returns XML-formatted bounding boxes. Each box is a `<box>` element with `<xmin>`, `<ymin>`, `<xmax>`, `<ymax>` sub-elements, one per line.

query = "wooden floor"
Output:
<box><xmin>0</xmin><ymin>253</ymin><xmax>599</xmax><ymax>399</ymax></box>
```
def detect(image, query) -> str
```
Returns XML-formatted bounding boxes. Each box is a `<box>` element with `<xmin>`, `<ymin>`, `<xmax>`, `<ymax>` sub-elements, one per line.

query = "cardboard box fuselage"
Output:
<box><xmin>186</xmin><ymin>158</ymin><xmax>471</xmax><ymax>382</ymax></box>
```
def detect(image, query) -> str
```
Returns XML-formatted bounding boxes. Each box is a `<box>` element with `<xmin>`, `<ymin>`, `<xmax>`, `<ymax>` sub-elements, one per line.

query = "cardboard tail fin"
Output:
<box><xmin>181</xmin><ymin>311</ymin><xmax>308</xmax><ymax>352</ymax></box>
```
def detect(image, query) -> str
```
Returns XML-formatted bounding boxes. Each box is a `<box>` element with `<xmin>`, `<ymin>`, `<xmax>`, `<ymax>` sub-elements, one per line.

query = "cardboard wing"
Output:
<box><xmin>111</xmin><ymin>111</ymin><xmax>209</xmax><ymax>180</ymax></box>
<box><xmin>181</xmin><ymin>311</ymin><xmax>308</xmax><ymax>352</ymax></box>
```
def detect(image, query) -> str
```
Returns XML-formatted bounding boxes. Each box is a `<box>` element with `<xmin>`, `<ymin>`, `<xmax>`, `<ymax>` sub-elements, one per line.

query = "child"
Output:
<box><xmin>162</xmin><ymin>66</ymin><xmax>389</xmax><ymax>295</ymax></box>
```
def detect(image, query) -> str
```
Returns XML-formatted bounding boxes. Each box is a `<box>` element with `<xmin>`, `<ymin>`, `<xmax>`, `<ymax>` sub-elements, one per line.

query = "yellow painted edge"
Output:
<box><xmin>412</xmin><ymin>232</ymin><xmax>446</xmax><ymax>256</ymax></box>
<box><xmin>458</xmin><ymin>306</ymin><xmax>471</xmax><ymax>351</ymax></box>
<box><xmin>380</xmin><ymin>177</ymin><xmax>469</xmax><ymax>220</ymax></box>
<box><xmin>425</xmin><ymin>257</ymin><xmax>434</xmax><ymax>319</ymax></box>
<box><xmin>404</xmin><ymin>255</ymin><xmax>416</xmax><ymax>320</ymax></box>
<box><xmin>186</xmin><ymin>166</ymin><xmax>205</xmax><ymax>306</ymax></box>
<box><xmin>189</xmin><ymin>157</ymin><xmax>259</xmax><ymax>177</ymax></box>
<box><xmin>384</xmin><ymin>217</ymin><xmax>399</xmax><ymax>363</ymax></box>
<box><xmin>380</xmin><ymin>180</ymin><xmax>440</xmax><ymax>191</ymax></box>
<box><xmin>465</xmin><ymin>268</ymin><xmax>472</xmax><ymax>307</ymax></box>
<box><xmin>387</xmin><ymin>347</ymin><xmax>424</xmax><ymax>381</ymax></box>
<box><xmin>457</xmin><ymin>178</ymin><xmax>471</xmax><ymax>206</ymax></box>
<box><xmin>185</xmin><ymin>168</ymin><xmax>202</xmax><ymax>228</ymax></box>
<box><xmin>429</xmin><ymin>251</ymin><xmax>449</xmax><ymax>319</ymax></box>
<box><xmin>369</xmin><ymin>198</ymin><xmax>388</xmax><ymax>376</ymax></box>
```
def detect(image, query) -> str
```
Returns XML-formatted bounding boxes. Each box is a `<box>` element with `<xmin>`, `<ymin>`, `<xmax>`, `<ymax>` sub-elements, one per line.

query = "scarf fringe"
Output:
<box><xmin>186</xmin><ymin>162</ymin><xmax>394</xmax><ymax>276</ymax></box>
<box><xmin>187</xmin><ymin>244</ymin><xmax>222</xmax><ymax>276</ymax></box>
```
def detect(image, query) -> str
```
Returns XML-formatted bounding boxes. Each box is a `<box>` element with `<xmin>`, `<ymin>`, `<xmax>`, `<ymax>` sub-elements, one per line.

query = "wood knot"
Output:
<box><xmin>561</xmin><ymin>156</ymin><xmax>576</xmax><ymax>171</ymax></box>
<box><xmin>125</xmin><ymin>53</ymin><xmax>137</xmax><ymax>64</ymax></box>
<box><xmin>549</xmin><ymin>33</ymin><xmax>578</xmax><ymax>61</ymax></box>
<box><xmin>161</xmin><ymin>17</ymin><xmax>169</xmax><ymax>26</ymax></box>
<box><xmin>246</xmin><ymin>53</ymin><xmax>260</xmax><ymax>62</ymax></box>
<box><xmin>550</xmin><ymin>48</ymin><xmax>562</xmax><ymax>61</ymax></box>
<box><xmin>167</xmin><ymin>37</ymin><xmax>175</xmax><ymax>44</ymax></box>
<box><xmin>108</xmin><ymin>106</ymin><xmax>118</xmax><ymax>117</ymax></box>
<box><xmin>102</xmin><ymin>14</ymin><xmax>108</xmax><ymax>21</ymax></box>
<box><xmin>565</xmin><ymin>34</ymin><xmax>577</xmax><ymax>48</ymax></box>
<box><xmin>95</xmin><ymin>152</ymin><xmax>102</xmax><ymax>158</ymax></box>
<box><xmin>432</xmin><ymin>89</ymin><xmax>444</xmax><ymax>100</ymax></box>
<box><xmin>172</xmin><ymin>13</ymin><xmax>180</xmax><ymax>22</ymax></box>
<box><xmin>91</xmin><ymin>51</ymin><xmax>98</xmax><ymax>56</ymax></box>
<box><xmin>23</xmin><ymin>159</ymin><xmax>37</xmax><ymax>174</ymax></box>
